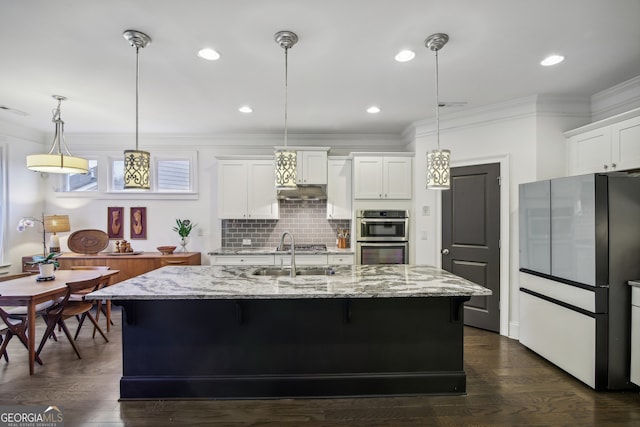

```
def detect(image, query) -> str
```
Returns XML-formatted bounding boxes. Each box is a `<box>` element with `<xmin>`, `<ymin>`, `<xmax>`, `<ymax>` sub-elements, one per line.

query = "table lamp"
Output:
<box><xmin>44</xmin><ymin>214</ymin><xmax>70</xmax><ymax>253</ymax></box>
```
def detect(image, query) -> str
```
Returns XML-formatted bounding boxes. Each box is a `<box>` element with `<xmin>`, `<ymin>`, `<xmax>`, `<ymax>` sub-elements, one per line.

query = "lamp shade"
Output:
<box><xmin>275</xmin><ymin>150</ymin><xmax>297</xmax><ymax>189</ymax></box>
<box><xmin>44</xmin><ymin>215</ymin><xmax>71</xmax><ymax>233</ymax></box>
<box><xmin>27</xmin><ymin>153</ymin><xmax>89</xmax><ymax>174</ymax></box>
<box><xmin>426</xmin><ymin>149</ymin><xmax>451</xmax><ymax>190</ymax></box>
<box><xmin>124</xmin><ymin>149</ymin><xmax>151</xmax><ymax>189</ymax></box>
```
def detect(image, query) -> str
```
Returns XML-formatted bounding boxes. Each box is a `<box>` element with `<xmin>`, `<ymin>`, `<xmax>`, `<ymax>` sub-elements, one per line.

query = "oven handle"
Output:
<box><xmin>357</xmin><ymin>242</ymin><xmax>408</xmax><ymax>246</ymax></box>
<box><xmin>359</xmin><ymin>218</ymin><xmax>407</xmax><ymax>223</ymax></box>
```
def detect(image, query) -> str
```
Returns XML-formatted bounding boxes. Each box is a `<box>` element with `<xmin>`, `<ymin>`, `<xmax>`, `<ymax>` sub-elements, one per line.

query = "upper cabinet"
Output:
<box><xmin>297</xmin><ymin>150</ymin><xmax>328</xmax><ymax>185</ymax></box>
<box><xmin>327</xmin><ymin>158</ymin><xmax>352</xmax><ymax>219</ymax></box>
<box><xmin>353</xmin><ymin>155</ymin><xmax>412</xmax><ymax>199</ymax></box>
<box><xmin>567</xmin><ymin>110</ymin><xmax>640</xmax><ymax>175</ymax></box>
<box><xmin>217</xmin><ymin>158</ymin><xmax>279</xmax><ymax>219</ymax></box>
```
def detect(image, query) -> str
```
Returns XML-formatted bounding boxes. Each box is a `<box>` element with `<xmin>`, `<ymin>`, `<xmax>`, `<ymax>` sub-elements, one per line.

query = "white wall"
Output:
<box><xmin>0</xmin><ymin>120</ymin><xmax>48</xmax><ymax>273</ymax></box>
<box><xmin>412</xmin><ymin>95</ymin><xmax>590</xmax><ymax>338</ymax></box>
<box><xmin>1</xmin><ymin>129</ymin><xmax>409</xmax><ymax>271</ymax></box>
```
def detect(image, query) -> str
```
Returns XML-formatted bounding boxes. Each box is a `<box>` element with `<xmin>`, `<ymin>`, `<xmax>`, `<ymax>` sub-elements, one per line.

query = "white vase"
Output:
<box><xmin>38</xmin><ymin>263</ymin><xmax>55</xmax><ymax>278</ymax></box>
<box><xmin>179</xmin><ymin>236</ymin><xmax>190</xmax><ymax>252</ymax></box>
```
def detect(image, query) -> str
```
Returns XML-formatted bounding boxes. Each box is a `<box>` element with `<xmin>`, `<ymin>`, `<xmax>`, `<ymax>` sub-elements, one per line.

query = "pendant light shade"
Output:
<box><xmin>274</xmin><ymin>30</ymin><xmax>299</xmax><ymax>190</ymax></box>
<box><xmin>123</xmin><ymin>29</ymin><xmax>151</xmax><ymax>190</ymax></box>
<box><xmin>425</xmin><ymin>33</ymin><xmax>451</xmax><ymax>190</ymax></box>
<box><xmin>26</xmin><ymin>95</ymin><xmax>89</xmax><ymax>174</ymax></box>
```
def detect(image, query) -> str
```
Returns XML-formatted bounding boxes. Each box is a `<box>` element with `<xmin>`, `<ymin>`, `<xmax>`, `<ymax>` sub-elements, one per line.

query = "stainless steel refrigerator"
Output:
<box><xmin>519</xmin><ymin>173</ymin><xmax>640</xmax><ymax>390</ymax></box>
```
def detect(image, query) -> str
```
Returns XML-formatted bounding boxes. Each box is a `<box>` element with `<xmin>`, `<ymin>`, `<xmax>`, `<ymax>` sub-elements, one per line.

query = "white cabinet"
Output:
<box><xmin>327</xmin><ymin>158</ymin><xmax>352</xmax><ymax>219</ymax></box>
<box><xmin>567</xmin><ymin>112</ymin><xmax>640</xmax><ymax>175</ymax></box>
<box><xmin>213</xmin><ymin>253</ymin><xmax>354</xmax><ymax>266</ymax></box>
<box><xmin>353</xmin><ymin>156</ymin><xmax>412</xmax><ymax>199</ymax></box>
<box><xmin>275</xmin><ymin>254</ymin><xmax>328</xmax><ymax>266</ymax></box>
<box><xmin>328</xmin><ymin>254</ymin><xmax>354</xmax><ymax>265</ymax></box>
<box><xmin>632</xmin><ymin>286</ymin><xmax>640</xmax><ymax>386</ymax></box>
<box><xmin>218</xmin><ymin>159</ymin><xmax>279</xmax><ymax>219</ymax></box>
<box><xmin>296</xmin><ymin>150</ymin><xmax>328</xmax><ymax>185</ymax></box>
<box><xmin>211</xmin><ymin>255</ymin><xmax>275</xmax><ymax>265</ymax></box>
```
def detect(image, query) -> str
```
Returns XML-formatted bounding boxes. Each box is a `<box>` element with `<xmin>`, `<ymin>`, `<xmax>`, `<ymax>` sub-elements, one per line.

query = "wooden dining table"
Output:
<box><xmin>0</xmin><ymin>269</ymin><xmax>118</xmax><ymax>375</ymax></box>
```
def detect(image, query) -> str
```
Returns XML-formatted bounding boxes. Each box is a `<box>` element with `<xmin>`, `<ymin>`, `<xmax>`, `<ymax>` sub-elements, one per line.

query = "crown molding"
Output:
<box><xmin>411</xmin><ymin>95</ymin><xmax>590</xmax><ymax>138</ymax></box>
<box><xmin>591</xmin><ymin>75</ymin><xmax>640</xmax><ymax>122</ymax></box>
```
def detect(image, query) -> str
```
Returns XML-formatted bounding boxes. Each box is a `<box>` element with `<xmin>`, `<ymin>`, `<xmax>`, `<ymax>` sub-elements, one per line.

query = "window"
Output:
<box><xmin>53</xmin><ymin>151</ymin><xmax>197</xmax><ymax>197</ymax></box>
<box><xmin>156</xmin><ymin>159</ymin><xmax>191</xmax><ymax>192</ymax></box>
<box><xmin>108</xmin><ymin>151</ymin><xmax>197</xmax><ymax>194</ymax></box>
<box><xmin>68</xmin><ymin>159</ymin><xmax>98</xmax><ymax>191</ymax></box>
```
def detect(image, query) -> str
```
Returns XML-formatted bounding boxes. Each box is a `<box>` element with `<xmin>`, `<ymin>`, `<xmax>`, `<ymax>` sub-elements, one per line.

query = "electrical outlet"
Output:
<box><xmin>421</xmin><ymin>230</ymin><xmax>428</xmax><ymax>240</ymax></box>
<box><xmin>422</xmin><ymin>206</ymin><xmax>430</xmax><ymax>216</ymax></box>
<box><xmin>242</xmin><ymin>239</ymin><xmax>251</xmax><ymax>246</ymax></box>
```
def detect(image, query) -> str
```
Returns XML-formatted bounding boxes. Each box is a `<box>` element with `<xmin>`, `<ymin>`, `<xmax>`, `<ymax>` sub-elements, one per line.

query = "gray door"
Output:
<box><xmin>441</xmin><ymin>163</ymin><xmax>500</xmax><ymax>332</ymax></box>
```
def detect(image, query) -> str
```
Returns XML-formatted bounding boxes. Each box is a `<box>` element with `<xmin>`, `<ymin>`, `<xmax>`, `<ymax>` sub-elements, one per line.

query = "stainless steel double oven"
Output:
<box><xmin>356</xmin><ymin>210</ymin><xmax>409</xmax><ymax>264</ymax></box>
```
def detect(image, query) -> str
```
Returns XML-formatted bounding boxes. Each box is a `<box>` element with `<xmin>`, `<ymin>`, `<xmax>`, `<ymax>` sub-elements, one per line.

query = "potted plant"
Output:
<box><xmin>26</xmin><ymin>252</ymin><xmax>61</xmax><ymax>279</ymax></box>
<box><xmin>172</xmin><ymin>219</ymin><xmax>197</xmax><ymax>252</ymax></box>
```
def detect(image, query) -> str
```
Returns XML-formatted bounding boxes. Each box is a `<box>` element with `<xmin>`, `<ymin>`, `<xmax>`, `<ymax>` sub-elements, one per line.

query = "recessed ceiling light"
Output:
<box><xmin>367</xmin><ymin>106</ymin><xmax>381</xmax><ymax>114</ymax></box>
<box><xmin>238</xmin><ymin>106</ymin><xmax>253</xmax><ymax>113</ymax></box>
<box><xmin>395</xmin><ymin>50</ymin><xmax>415</xmax><ymax>62</ymax></box>
<box><xmin>540</xmin><ymin>54</ymin><xmax>564</xmax><ymax>66</ymax></box>
<box><xmin>198</xmin><ymin>48</ymin><xmax>221</xmax><ymax>61</ymax></box>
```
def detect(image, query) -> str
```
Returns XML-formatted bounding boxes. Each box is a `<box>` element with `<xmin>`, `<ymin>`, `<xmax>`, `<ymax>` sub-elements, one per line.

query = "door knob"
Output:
<box><xmin>441</xmin><ymin>248</ymin><xmax>450</xmax><ymax>255</ymax></box>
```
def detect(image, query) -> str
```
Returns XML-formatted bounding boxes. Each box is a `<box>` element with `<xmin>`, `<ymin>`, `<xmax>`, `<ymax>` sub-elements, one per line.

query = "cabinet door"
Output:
<box><xmin>611</xmin><ymin>116</ymin><xmax>640</xmax><ymax>171</ymax></box>
<box><xmin>328</xmin><ymin>254</ymin><xmax>354</xmax><ymax>265</ymax></box>
<box><xmin>247</xmin><ymin>160</ymin><xmax>279</xmax><ymax>219</ymax></box>
<box><xmin>275</xmin><ymin>254</ymin><xmax>328</xmax><ymax>266</ymax></box>
<box><xmin>569</xmin><ymin>128</ymin><xmax>611</xmax><ymax>175</ymax></box>
<box><xmin>327</xmin><ymin>159</ymin><xmax>352</xmax><ymax>219</ymax></box>
<box><xmin>550</xmin><ymin>174</ymin><xmax>596</xmax><ymax>286</ymax></box>
<box><xmin>519</xmin><ymin>180</ymin><xmax>551</xmax><ymax>274</ymax></box>
<box><xmin>218</xmin><ymin>161</ymin><xmax>248</xmax><ymax>219</ymax></box>
<box><xmin>211</xmin><ymin>255</ymin><xmax>275</xmax><ymax>265</ymax></box>
<box><xmin>353</xmin><ymin>157</ymin><xmax>383</xmax><ymax>199</ymax></box>
<box><xmin>383</xmin><ymin>157</ymin><xmax>412</xmax><ymax>199</ymax></box>
<box><xmin>298</xmin><ymin>151</ymin><xmax>328</xmax><ymax>185</ymax></box>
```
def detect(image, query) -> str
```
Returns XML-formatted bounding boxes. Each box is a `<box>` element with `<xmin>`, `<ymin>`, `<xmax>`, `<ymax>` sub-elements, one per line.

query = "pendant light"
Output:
<box><xmin>425</xmin><ymin>33</ymin><xmax>451</xmax><ymax>190</ymax></box>
<box><xmin>123</xmin><ymin>29</ymin><xmax>151</xmax><ymax>190</ymax></box>
<box><xmin>274</xmin><ymin>30</ymin><xmax>298</xmax><ymax>190</ymax></box>
<box><xmin>26</xmin><ymin>95</ymin><xmax>89</xmax><ymax>174</ymax></box>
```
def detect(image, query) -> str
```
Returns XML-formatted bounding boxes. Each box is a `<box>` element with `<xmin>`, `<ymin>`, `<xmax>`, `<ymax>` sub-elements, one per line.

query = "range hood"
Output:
<box><xmin>277</xmin><ymin>185</ymin><xmax>327</xmax><ymax>200</ymax></box>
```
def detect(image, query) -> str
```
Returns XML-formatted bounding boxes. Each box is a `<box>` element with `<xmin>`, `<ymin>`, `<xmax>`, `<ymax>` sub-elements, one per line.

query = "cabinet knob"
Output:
<box><xmin>612</xmin><ymin>163</ymin><xmax>617</xmax><ymax>168</ymax></box>
<box><xmin>385</xmin><ymin>193</ymin><xmax>388</xmax><ymax>198</ymax></box>
<box><xmin>604</xmin><ymin>165</ymin><xmax>608</xmax><ymax>169</ymax></box>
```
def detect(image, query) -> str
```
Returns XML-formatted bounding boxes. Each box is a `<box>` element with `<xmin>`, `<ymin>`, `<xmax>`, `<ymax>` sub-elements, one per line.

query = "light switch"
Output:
<box><xmin>422</xmin><ymin>206</ymin><xmax>430</xmax><ymax>216</ymax></box>
<box><xmin>421</xmin><ymin>230</ymin><xmax>428</xmax><ymax>240</ymax></box>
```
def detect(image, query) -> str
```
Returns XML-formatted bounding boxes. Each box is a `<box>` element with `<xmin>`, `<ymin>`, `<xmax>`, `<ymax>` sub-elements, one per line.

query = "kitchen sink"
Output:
<box><xmin>252</xmin><ymin>267</ymin><xmax>335</xmax><ymax>277</ymax></box>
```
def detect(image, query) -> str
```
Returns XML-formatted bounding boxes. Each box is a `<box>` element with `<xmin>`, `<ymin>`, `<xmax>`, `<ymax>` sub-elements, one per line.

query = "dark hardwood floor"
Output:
<box><xmin>1</xmin><ymin>307</ymin><xmax>639</xmax><ymax>426</ymax></box>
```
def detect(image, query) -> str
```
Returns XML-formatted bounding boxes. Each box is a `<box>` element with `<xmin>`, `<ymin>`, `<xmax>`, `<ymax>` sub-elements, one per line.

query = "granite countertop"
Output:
<box><xmin>86</xmin><ymin>264</ymin><xmax>491</xmax><ymax>300</ymax></box>
<box><xmin>208</xmin><ymin>247</ymin><xmax>354</xmax><ymax>255</ymax></box>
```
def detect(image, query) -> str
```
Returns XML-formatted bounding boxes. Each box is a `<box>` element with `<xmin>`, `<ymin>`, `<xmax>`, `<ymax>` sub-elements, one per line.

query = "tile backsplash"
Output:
<box><xmin>221</xmin><ymin>200</ymin><xmax>351</xmax><ymax>249</ymax></box>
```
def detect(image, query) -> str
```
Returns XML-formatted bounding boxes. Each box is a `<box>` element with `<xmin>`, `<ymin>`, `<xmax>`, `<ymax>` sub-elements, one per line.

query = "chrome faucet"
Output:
<box><xmin>278</xmin><ymin>231</ymin><xmax>296</xmax><ymax>277</ymax></box>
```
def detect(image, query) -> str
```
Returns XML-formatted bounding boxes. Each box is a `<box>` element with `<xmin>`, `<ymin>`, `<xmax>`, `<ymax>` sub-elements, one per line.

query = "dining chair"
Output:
<box><xmin>36</xmin><ymin>276</ymin><xmax>108</xmax><ymax>359</ymax></box>
<box><xmin>0</xmin><ymin>272</ymin><xmax>47</xmax><ymax>364</ymax></box>
<box><xmin>68</xmin><ymin>266</ymin><xmax>112</xmax><ymax>334</ymax></box>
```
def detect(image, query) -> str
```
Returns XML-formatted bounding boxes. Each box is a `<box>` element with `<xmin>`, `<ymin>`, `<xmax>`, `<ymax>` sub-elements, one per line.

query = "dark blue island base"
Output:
<box><xmin>118</xmin><ymin>296</ymin><xmax>470</xmax><ymax>399</ymax></box>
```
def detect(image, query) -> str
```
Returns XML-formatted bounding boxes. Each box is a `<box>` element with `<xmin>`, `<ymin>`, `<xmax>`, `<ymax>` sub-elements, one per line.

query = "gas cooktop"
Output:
<box><xmin>277</xmin><ymin>243</ymin><xmax>327</xmax><ymax>252</ymax></box>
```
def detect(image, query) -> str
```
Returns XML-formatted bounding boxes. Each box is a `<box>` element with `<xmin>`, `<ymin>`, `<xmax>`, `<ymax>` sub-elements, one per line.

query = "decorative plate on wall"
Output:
<box><xmin>67</xmin><ymin>229</ymin><xmax>109</xmax><ymax>254</ymax></box>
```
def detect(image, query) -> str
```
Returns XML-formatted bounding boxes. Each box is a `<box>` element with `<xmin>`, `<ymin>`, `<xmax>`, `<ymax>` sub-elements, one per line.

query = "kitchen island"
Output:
<box><xmin>87</xmin><ymin>264</ymin><xmax>491</xmax><ymax>399</ymax></box>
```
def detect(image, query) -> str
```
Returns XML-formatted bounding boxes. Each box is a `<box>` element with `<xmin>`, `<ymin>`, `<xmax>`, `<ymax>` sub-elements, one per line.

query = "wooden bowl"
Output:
<box><xmin>157</xmin><ymin>246</ymin><xmax>176</xmax><ymax>255</ymax></box>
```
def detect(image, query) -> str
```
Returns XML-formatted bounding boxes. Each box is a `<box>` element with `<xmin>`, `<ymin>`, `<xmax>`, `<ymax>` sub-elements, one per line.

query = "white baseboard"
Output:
<box><xmin>509</xmin><ymin>320</ymin><xmax>519</xmax><ymax>340</ymax></box>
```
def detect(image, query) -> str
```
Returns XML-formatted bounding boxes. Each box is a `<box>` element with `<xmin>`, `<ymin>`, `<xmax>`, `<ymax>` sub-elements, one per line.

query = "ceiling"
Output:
<box><xmin>1</xmin><ymin>0</ymin><xmax>639</xmax><ymax>137</ymax></box>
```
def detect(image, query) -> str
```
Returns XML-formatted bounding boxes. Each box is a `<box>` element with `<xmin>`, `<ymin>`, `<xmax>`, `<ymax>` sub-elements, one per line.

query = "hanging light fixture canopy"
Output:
<box><xmin>26</xmin><ymin>95</ymin><xmax>89</xmax><ymax>174</ymax></box>
<box><xmin>274</xmin><ymin>30</ymin><xmax>298</xmax><ymax>190</ymax></box>
<box><xmin>123</xmin><ymin>29</ymin><xmax>151</xmax><ymax>190</ymax></box>
<box><xmin>425</xmin><ymin>33</ymin><xmax>451</xmax><ymax>190</ymax></box>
